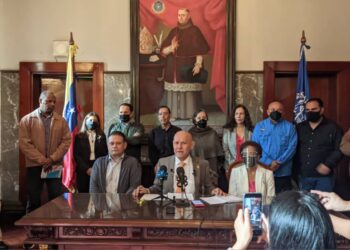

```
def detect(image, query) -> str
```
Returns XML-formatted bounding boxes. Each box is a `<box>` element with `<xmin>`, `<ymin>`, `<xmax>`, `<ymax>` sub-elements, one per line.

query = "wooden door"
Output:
<box><xmin>263</xmin><ymin>61</ymin><xmax>350</xmax><ymax>197</ymax></box>
<box><xmin>19</xmin><ymin>62</ymin><xmax>104</xmax><ymax>205</ymax></box>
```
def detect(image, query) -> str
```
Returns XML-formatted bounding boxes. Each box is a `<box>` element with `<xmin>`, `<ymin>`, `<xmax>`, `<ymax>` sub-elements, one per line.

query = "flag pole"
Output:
<box><xmin>293</xmin><ymin>30</ymin><xmax>311</xmax><ymax>124</ymax></box>
<box><xmin>69</xmin><ymin>32</ymin><xmax>75</xmax><ymax>72</ymax></box>
<box><xmin>301</xmin><ymin>30</ymin><xmax>306</xmax><ymax>45</ymax></box>
<box><xmin>300</xmin><ymin>30</ymin><xmax>311</xmax><ymax>50</ymax></box>
<box><xmin>62</xmin><ymin>32</ymin><xmax>79</xmax><ymax>193</ymax></box>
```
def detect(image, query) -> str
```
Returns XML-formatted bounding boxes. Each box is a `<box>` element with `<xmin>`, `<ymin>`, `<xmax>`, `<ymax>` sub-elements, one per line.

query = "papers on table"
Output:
<box><xmin>200</xmin><ymin>195</ymin><xmax>242</xmax><ymax>205</ymax></box>
<box><xmin>141</xmin><ymin>193</ymin><xmax>240</xmax><ymax>205</ymax></box>
<box><xmin>140</xmin><ymin>194</ymin><xmax>160</xmax><ymax>201</ymax></box>
<box><xmin>167</xmin><ymin>193</ymin><xmax>194</xmax><ymax>201</ymax></box>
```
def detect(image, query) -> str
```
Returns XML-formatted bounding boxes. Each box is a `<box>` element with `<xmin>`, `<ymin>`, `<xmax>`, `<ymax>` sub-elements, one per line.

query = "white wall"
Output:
<box><xmin>1</xmin><ymin>0</ymin><xmax>350</xmax><ymax>71</ymax></box>
<box><xmin>0</xmin><ymin>0</ymin><xmax>130</xmax><ymax>71</ymax></box>
<box><xmin>236</xmin><ymin>0</ymin><xmax>350</xmax><ymax>71</ymax></box>
<box><xmin>0</xmin><ymin>0</ymin><xmax>4</xmax><ymax>69</ymax></box>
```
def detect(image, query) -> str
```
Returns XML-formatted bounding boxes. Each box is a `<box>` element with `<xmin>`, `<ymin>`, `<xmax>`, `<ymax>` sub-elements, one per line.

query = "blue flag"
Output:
<box><xmin>293</xmin><ymin>45</ymin><xmax>310</xmax><ymax>124</ymax></box>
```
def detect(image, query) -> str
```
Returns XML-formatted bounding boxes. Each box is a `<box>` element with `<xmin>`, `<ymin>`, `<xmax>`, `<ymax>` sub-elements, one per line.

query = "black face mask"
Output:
<box><xmin>86</xmin><ymin>121</ymin><xmax>98</xmax><ymax>130</ymax></box>
<box><xmin>269</xmin><ymin>111</ymin><xmax>282</xmax><ymax>122</ymax></box>
<box><xmin>243</xmin><ymin>156</ymin><xmax>257</xmax><ymax>168</ymax></box>
<box><xmin>119</xmin><ymin>114</ymin><xmax>130</xmax><ymax>123</ymax></box>
<box><xmin>306</xmin><ymin>111</ymin><xmax>321</xmax><ymax>122</ymax></box>
<box><xmin>197</xmin><ymin>119</ymin><xmax>207</xmax><ymax>129</ymax></box>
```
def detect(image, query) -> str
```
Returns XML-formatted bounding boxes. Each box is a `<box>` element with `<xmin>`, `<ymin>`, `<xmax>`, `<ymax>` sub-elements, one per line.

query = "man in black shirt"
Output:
<box><xmin>295</xmin><ymin>98</ymin><xmax>343</xmax><ymax>191</ymax></box>
<box><xmin>148</xmin><ymin>106</ymin><xmax>181</xmax><ymax>167</ymax></box>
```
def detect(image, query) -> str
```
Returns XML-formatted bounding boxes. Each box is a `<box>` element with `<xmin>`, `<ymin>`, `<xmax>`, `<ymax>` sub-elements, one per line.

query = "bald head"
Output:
<box><xmin>267</xmin><ymin>101</ymin><xmax>284</xmax><ymax>122</ymax></box>
<box><xmin>39</xmin><ymin>90</ymin><xmax>55</xmax><ymax>100</ymax></box>
<box><xmin>268</xmin><ymin>101</ymin><xmax>284</xmax><ymax>113</ymax></box>
<box><xmin>173</xmin><ymin>131</ymin><xmax>195</xmax><ymax>161</ymax></box>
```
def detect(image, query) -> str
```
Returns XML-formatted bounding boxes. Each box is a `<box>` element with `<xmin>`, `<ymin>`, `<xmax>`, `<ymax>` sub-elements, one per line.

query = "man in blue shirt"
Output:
<box><xmin>252</xmin><ymin>101</ymin><xmax>297</xmax><ymax>193</ymax></box>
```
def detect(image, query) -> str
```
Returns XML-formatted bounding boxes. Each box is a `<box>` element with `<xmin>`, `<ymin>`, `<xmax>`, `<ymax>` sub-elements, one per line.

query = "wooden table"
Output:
<box><xmin>16</xmin><ymin>193</ymin><xmax>238</xmax><ymax>249</ymax></box>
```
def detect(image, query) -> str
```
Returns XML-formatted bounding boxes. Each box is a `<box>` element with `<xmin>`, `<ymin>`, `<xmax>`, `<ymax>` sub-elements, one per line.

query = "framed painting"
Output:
<box><xmin>130</xmin><ymin>0</ymin><xmax>236</xmax><ymax>130</ymax></box>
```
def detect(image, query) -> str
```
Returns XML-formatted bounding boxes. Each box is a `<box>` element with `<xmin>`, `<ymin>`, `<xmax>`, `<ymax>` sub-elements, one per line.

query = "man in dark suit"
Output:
<box><xmin>89</xmin><ymin>131</ymin><xmax>141</xmax><ymax>194</ymax></box>
<box><xmin>133</xmin><ymin>131</ymin><xmax>225</xmax><ymax>197</ymax></box>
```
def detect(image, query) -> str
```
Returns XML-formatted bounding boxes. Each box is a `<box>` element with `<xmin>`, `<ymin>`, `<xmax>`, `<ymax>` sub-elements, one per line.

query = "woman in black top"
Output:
<box><xmin>74</xmin><ymin>112</ymin><xmax>108</xmax><ymax>192</ymax></box>
<box><xmin>189</xmin><ymin>109</ymin><xmax>225</xmax><ymax>190</ymax></box>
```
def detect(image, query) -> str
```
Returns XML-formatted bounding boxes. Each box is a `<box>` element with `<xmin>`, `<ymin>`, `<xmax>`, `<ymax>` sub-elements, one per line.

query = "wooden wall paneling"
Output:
<box><xmin>263</xmin><ymin>61</ymin><xmax>350</xmax><ymax>131</ymax></box>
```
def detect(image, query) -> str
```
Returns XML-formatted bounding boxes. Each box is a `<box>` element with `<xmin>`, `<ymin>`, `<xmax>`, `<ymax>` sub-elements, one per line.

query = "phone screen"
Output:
<box><xmin>192</xmin><ymin>200</ymin><xmax>205</xmax><ymax>207</ymax></box>
<box><xmin>243</xmin><ymin>193</ymin><xmax>262</xmax><ymax>235</ymax></box>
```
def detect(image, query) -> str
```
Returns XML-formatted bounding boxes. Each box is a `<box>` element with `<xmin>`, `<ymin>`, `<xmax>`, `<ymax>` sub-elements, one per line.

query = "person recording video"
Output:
<box><xmin>230</xmin><ymin>191</ymin><xmax>336</xmax><ymax>250</ymax></box>
<box><xmin>133</xmin><ymin>131</ymin><xmax>224</xmax><ymax>197</ymax></box>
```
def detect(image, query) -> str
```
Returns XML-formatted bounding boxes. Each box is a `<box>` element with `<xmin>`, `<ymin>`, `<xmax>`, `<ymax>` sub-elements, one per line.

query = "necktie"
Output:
<box><xmin>176</xmin><ymin>161</ymin><xmax>186</xmax><ymax>193</ymax></box>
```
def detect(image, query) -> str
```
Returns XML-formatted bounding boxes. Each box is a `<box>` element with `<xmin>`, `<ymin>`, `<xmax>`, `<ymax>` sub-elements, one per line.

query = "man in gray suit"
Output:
<box><xmin>89</xmin><ymin>131</ymin><xmax>141</xmax><ymax>194</ymax></box>
<box><xmin>133</xmin><ymin>131</ymin><xmax>225</xmax><ymax>197</ymax></box>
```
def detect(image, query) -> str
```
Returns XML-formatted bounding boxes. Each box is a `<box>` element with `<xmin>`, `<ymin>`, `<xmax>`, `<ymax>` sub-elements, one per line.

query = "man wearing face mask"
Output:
<box><xmin>108</xmin><ymin>103</ymin><xmax>144</xmax><ymax>161</ymax></box>
<box><xmin>252</xmin><ymin>101</ymin><xmax>297</xmax><ymax>193</ymax></box>
<box><xmin>295</xmin><ymin>98</ymin><xmax>343</xmax><ymax>192</ymax></box>
<box><xmin>74</xmin><ymin>112</ymin><xmax>108</xmax><ymax>192</ymax></box>
<box><xmin>228</xmin><ymin>141</ymin><xmax>275</xmax><ymax>198</ymax></box>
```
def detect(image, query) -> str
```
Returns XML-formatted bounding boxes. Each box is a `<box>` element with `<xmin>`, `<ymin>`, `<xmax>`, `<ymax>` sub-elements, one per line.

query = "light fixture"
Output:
<box><xmin>53</xmin><ymin>40</ymin><xmax>69</xmax><ymax>57</ymax></box>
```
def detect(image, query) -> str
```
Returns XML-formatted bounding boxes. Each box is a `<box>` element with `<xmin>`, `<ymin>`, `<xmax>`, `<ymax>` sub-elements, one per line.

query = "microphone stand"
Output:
<box><xmin>153</xmin><ymin>176</ymin><xmax>172</xmax><ymax>203</ymax></box>
<box><xmin>175</xmin><ymin>177</ymin><xmax>190</xmax><ymax>208</ymax></box>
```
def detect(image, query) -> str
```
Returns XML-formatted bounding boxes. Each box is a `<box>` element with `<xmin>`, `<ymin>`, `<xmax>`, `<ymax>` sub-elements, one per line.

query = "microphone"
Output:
<box><xmin>156</xmin><ymin>165</ymin><xmax>168</xmax><ymax>181</ymax></box>
<box><xmin>176</xmin><ymin>167</ymin><xmax>188</xmax><ymax>191</ymax></box>
<box><xmin>153</xmin><ymin>165</ymin><xmax>171</xmax><ymax>202</ymax></box>
<box><xmin>175</xmin><ymin>167</ymin><xmax>190</xmax><ymax>208</ymax></box>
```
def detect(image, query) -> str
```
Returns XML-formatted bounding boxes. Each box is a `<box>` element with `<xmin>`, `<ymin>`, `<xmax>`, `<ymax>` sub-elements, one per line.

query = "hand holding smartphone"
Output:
<box><xmin>243</xmin><ymin>192</ymin><xmax>262</xmax><ymax>235</ymax></box>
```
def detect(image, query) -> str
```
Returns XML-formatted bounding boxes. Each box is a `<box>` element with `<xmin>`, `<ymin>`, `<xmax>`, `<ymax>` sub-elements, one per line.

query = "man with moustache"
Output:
<box><xmin>133</xmin><ymin>131</ymin><xmax>224</xmax><ymax>197</ymax></box>
<box><xmin>295</xmin><ymin>98</ymin><xmax>343</xmax><ymax>191</ymax></box>
<box><xmin>19</xmin><ymin>90</ymin><xmax>71</xmax><ymax>213</ymax></box>
<box><xmin>252</xmin><ymin>101</ymin><xmax>297</xmax><ymax>193</ymax></box>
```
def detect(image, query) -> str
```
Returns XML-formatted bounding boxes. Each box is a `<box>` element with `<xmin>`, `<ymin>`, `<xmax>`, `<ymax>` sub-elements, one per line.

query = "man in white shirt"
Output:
<box><xmin>89</xmin><ymin>131</ymin><xmax>141</xmax><ymax>194</ymax></box>
<box><xmin>133</xmin><ymin>131</ymin><xmax>225</xmax><ymax>197</ymax></box>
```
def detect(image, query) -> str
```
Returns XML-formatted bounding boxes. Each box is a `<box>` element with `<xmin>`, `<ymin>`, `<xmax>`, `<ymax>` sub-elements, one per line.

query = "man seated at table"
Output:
<box><xmin>133</xmin><ymin>131</ymin><xmax>225</xmax><ymax>197</ymax></box>
<box><xmin>90</xmin><ymin>131</ymin><xmax>141</xmax><ymax>194</ymax></box>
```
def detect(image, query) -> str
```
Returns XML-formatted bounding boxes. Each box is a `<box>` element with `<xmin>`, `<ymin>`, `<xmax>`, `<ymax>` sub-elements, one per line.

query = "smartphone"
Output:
<box><xmin>191</xmin><ymin>199</ymin><xmax>205</xmax><ymax>208</ymax></box>
<box><xmin>243</xmin><ymin>193</ymin><xmax>262</xmax><ymax>235</ymax></box>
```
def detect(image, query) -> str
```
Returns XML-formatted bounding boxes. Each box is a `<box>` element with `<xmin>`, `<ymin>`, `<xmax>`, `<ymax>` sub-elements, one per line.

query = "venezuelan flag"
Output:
<box><xmin>62</xmin><ymin>40</ymin><xmax>79</xmax><ymax>192</ymax></box>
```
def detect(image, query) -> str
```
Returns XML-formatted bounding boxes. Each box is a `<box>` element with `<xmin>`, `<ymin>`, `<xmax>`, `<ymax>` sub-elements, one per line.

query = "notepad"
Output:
<box><xmin>141</xmin><ymin>194</ymin><xmax>161</xmax><ymax>201</ymax></box>
<box><xmin>200</xmin><ymin>195</ymin><xmax>242</xmax><ymax>205</ymax></box>
<box><xmin>40</xmin><ymin>164</ymin><xmax>63</xmax><ymax>179</ymax></box>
